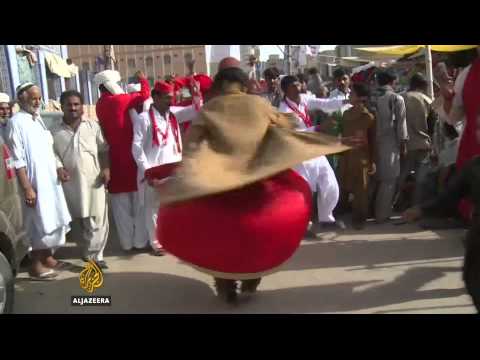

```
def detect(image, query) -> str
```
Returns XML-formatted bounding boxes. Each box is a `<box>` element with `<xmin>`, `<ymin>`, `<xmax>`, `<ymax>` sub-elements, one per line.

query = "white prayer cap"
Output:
<box><xmin>93</xmin><ymin>70</ymin><xmax>125</xmax><ymax>95</ymax></box>
<box><xmin>16</xmin><ymin>82</ymin><xmax>36</xmax><ymax>97</ymax></box>
<box><xmin>127</xmin><ymin>83</ymin><xmax>141</xmax><ymax>93</ymax></box>
<box><xmin>0</xmin><ymin>93</ymin><xmax>9</xmax><ymax>104</ymax></box>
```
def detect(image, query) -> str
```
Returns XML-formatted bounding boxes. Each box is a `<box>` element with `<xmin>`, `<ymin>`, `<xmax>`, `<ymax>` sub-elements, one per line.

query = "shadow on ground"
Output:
<box><xmin>14</xmin><ymin>272</ymin><xmax>218</xmax><ymax>314</ymax></box>
<box><xmin>285</xmin><ymin>235</ymin><xmax>464</xmax><ymax>272</ymax></box>
<box><xmin>243</xmin><ymin>266</ymin><xmax>466</xmax><ymax>313</ymax></box>
<box><xmin>14</xmin><ymin>266</ymin><xmax>467</xmax><ymax>314</ymax></box>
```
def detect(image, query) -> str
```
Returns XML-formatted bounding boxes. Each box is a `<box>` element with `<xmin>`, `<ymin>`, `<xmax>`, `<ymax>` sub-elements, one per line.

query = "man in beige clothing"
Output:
<box><xmin>52</xmin><ymin>90</ymin><xmax>110</xmax><ymax>269</ymax></box>
<box><xmin>398</xmin><ymin>73</ymin><xmax>437</xmax><ymax>206</ymax></box>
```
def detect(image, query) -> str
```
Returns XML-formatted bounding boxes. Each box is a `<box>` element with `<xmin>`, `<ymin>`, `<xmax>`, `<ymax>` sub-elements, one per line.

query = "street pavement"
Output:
<box><xmin>13</xmin><ymin>215</ymin><xmax>476</xmax><ymax>314</ymax></box>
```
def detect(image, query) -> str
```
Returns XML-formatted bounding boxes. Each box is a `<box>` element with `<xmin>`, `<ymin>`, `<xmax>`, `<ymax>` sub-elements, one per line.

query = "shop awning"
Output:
<box><xmin>44</xmin><ymin>52</ymin><xmax>75</xmax><ymax>78</ymax></box>
<box><xmin>355</xmin><ymin>45</ymin><xmax>478</xmax><ymax>56</ymax></box>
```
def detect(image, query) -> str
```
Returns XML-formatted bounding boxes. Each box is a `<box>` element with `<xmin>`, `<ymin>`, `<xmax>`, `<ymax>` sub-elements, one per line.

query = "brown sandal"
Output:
<box><xmin>29</xmin><ymin>269</ymin><xmax>58</xmax><ymax>281</ymax></box>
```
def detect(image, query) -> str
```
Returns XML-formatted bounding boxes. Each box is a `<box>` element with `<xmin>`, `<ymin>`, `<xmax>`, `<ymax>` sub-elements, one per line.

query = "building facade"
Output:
<box><xmin>68</xmin><ymin>45</ymin><xmax>208</xmax><ymax>86</ymax></box>
<box><xmin>336</xmin><ymin>45</ymin><xmax>390</xmax><ymax>58</ymax></box>
<box><xmin>0</xmin><ymin>45</ymin><xmax>75</xmax><ymax>106</ymax></box>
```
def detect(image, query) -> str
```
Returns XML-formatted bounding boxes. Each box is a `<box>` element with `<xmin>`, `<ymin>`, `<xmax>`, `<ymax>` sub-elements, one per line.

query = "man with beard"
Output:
<box><xmin>51</xmin><ymin>90</ymin><xmax>110</xmax><ymax>269</ymax></box>
<box><xmin>7</xmin><ymin>83</ymin><xmax>72</xmax><ymax>280</ymax></box>
<box><xmin>0</xmin><ymin>93</ymin><xmax>12</xmax><ymax>141</ymax></box>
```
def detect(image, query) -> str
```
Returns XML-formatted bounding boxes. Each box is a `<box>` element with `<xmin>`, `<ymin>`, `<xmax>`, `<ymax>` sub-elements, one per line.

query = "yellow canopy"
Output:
<box><xmin>430</xmin><ymin>45</ymin><xmax>478</xmax><ymax>52</ymax></box>
<box><xmin>355</xmin><ymin>45</ymin><xmax>422</xmax><ymax>56</ymax></box>
<box><xmin>355</xmin><ymin>45</ymin><xmax>478</xmax><ymax>56</ymax></box>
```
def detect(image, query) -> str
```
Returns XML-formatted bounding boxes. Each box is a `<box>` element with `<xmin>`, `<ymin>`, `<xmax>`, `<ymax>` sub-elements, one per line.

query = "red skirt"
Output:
<box><xmin>157</xmin><ymin>170</ymin><xmax>312</xmax><ymax>279</ymax></box>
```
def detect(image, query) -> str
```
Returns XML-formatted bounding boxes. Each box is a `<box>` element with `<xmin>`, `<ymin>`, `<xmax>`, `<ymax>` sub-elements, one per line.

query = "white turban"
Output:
<box><xmin>0</xmin><ymin>92</ymin><xmax>10</xmax><ymax>104</ymax></box>
<box><xmin>127</xmin><ymin>83</ymin><xmax>141</xmax><ymax>93</ymax></box>
<box><xmin>93</xmin><ymin>70</ymin><xmax>125</xmax><ymax>95</ymax></box>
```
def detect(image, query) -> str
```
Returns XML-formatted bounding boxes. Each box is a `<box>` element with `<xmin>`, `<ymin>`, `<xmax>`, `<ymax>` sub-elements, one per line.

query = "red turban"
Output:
<box><xmin>172</xmin><ymin>77</ymin><xmax>189</xmax><ymax>91</ymax></box>
<box><xmin>218</xmin><ymin>57</ymin><xmax>241</xmax><ymax>71</ymax></box>
<box><xmin>193</xmin><ymin>74</ymin><xmax>213</xmax><ymax>96</ymax></box>
<box><xmin>154</xmin><ymin>81</ymin><xmax>174</xmax><ymax>95</ymax></box>
<box><xmin>172</xmin><ymin>74</ymin><xmax>213</xmax><ymax>100</ymax></box>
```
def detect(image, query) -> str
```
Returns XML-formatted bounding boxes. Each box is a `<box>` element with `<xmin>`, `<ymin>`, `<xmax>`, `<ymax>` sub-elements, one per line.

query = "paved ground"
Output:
<box><xmin>13</xmin><ymin>215</ymin><xmax>476</xmax><ymax>314</ymax></box>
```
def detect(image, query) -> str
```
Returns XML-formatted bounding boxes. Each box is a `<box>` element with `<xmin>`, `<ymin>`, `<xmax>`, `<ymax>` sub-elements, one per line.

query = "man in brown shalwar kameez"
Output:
<box><xmin>337</xmin><ymin>83</ymin><xmax>376</xmax><ymax>229</ymax></box>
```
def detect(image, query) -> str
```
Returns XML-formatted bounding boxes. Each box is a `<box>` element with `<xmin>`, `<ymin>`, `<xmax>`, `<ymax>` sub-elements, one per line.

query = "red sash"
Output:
<box><xmin>145</xmin><ymin>162</ymin><xmax>180</xmax><ymax>181</ymax></box>
<box><xmin>148</xmin><ymin>107</ymin><xmax>182</xmax><ymax>154</ymax></box>
<box><xmin>149</xmin><ymin>107</ymin><xmax>169</xmax><ymax>147</ymax></box>
<box><xmin>169</xmin><ymin>112</ymin><xmax>182</xmax><ymax>154</ymax></box>
<box><xmin>285</xmin><ymin>97</ymin><xmax>312</xmax><ymax>128</ymax></box>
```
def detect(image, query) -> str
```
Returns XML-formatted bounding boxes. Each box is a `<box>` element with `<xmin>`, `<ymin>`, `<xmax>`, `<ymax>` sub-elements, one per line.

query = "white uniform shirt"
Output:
<box><xmin>278</xmin><ymin>93</ymin><xmax>344</xmax><ymax>131</ymax></box>
<box><xmin>132</xmin><ymin>104</ymin><xmax>198</xmax><ymax>181</ymax></box>
<box><xmin>329</xmin><ymin>88</ymin><xmax>352</xmax><ymax>114</ymax></box>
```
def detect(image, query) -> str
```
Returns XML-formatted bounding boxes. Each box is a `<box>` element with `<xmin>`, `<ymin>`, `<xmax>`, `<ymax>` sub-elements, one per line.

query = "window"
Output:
<box><xmin>184</xmin><ymin>53</ymin><xmax>193</xmax><ymax>63</ymax></box>
<box><xmin>128</xmin><ymin>58</ymin><xmax>136</xmax><ymax>68</ymax></box>
<box><xmin>146</xmin><ymin>56</ymin><xmax>153</xmax><ymax>67</ymax></box>
<box><xmin>164</xmin><ymin>54</ymin><xmax>171</xmax><ymax>65</ymax></box>
<box><xmin>173</xmin><ymin>53</ymin><xmax>178</xmax><ymax>58</ymax></box>
<box><xmin>46</xmin><ymin>66</ymin><xmax>62</xmax><ymax>101</ymax></box>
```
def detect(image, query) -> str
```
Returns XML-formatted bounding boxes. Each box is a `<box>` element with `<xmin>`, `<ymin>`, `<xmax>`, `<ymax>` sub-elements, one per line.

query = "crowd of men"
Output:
<box><xmin>0</xmin><ymin>47</ymin><xmax>480</xmax><ymax>310</ymax></box>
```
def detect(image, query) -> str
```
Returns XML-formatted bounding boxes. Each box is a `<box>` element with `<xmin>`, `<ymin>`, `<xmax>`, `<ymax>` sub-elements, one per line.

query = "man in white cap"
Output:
<box><xmin>7</xmin><ymin>83</ymin><xmax>72</xmax><ymax>280</ymax></box>
<box><xmin>95</xmin><ymin>70</ymin><xmax>151</xmax><ymax>252</ymax></box>
<box><xmin>0</xmin><ymin>92</ymin><xmax>12</xmax><ymax>141</ymax></box>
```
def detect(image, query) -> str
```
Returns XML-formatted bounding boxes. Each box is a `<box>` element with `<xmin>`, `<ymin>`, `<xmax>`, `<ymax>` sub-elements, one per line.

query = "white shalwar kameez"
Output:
<box><xmin>279</xmin><ymin>94</ymin><xmax>344</xmax><ymax>223</ymax></box>
<box><xmin>7</xmin><ymin>111</ymin><xmax>71</xmax><ymax>250</ymax></box>
<box><xmin>132</xmin><ymin>104</ymin><xmax>198</xmax><ymax>249</ymax></box>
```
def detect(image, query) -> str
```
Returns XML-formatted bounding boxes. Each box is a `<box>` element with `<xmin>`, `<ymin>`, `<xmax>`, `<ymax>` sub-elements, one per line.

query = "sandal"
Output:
<box><xmin>151</xmin><ymin>248</ymin><xmax>166</xmax><ymax>257</ymax></box>
<box><xmin>29</xmin><ymin>269</ymin><xmax>58</xmax><ymax>281</ymax></box>
<box><xmin>52</xmin><ymin>261</ymin><xmax>75</xmax><ymax>271</ymax></box>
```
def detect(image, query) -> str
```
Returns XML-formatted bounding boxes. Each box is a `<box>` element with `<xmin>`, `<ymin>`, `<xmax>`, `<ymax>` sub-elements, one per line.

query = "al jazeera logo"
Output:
<box><xmin>71</xmin><ymin>260</ymin><xmax>111</xmax><ymax>306</ymax></box>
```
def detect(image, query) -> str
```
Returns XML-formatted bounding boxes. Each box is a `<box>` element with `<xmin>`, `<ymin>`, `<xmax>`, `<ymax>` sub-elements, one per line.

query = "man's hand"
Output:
<box><xmin>135</xmin><ymin>71</ymin><xmax>146</xmax><ymax>80</ymax></box>
<box><xmin>402</xmin><ymin>206</ymin><xmax>423</xmax><ymax>223</ymax></box>
<box><xmin>57</xmin><ymin>167</ymin><xmax>70</xmax><ymax>182</ymax></box>
<box><xmin>24</xmin><ymin>187</ymin><xmax>37</xmax><ymax>208</ymax></box>
<box><xmin>147</xmin><ymin>178</ymin><xmax>163</xmax><ymax>190</ymax></box>
<box><xmin>102</xmin><ymin>168</ymin><xmax>110</xmax><ymax>186</ymax></box>
<box><xmin>341</xmin><ymin>135</ymin><xmax>367</xmax><ymax>148</ymax></box>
